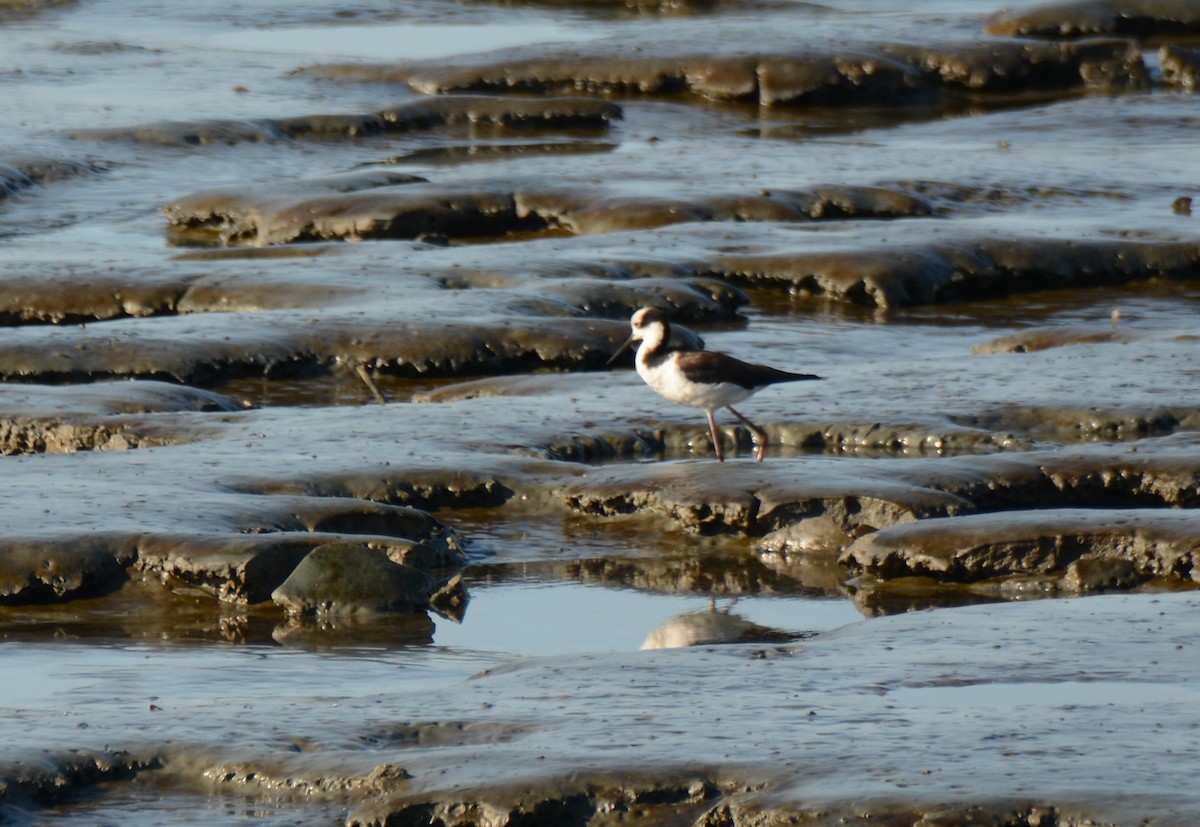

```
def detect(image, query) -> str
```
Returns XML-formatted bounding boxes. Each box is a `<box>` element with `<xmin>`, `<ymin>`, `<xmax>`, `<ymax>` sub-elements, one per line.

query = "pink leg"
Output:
<box><xmin>727</xmin><ymin>406</ymin><xmax>768</xmax><ymax>462</ymax></box>
<box><xmin>705</xmin><ymin>409</ymin><xmax>724</xmax><ymax>462</ymax></box>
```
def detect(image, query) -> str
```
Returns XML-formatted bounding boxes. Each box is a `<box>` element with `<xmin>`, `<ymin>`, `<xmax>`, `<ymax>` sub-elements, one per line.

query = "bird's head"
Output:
<box><xmin>607</xmin><ymin>307</ymin><xmax>670</xmax><ymax>366</ymax></box>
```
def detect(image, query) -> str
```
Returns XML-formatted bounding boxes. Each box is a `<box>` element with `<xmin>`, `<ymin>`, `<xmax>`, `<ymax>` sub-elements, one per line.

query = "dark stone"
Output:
<box><xmin>271</xmin><ymin>543</ymin><xmax>437</xmax><ymax>616</ymax></box>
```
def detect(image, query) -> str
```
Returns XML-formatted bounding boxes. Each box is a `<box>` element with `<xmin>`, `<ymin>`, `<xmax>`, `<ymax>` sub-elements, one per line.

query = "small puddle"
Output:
<box><xmin>0</xmin><ymin>579</ymin><xmax>861</xmax><ymax>738</ymax></box>
<box><xmin>433</xmin><ymin>579</ymin><xmax>862</xmax><ymax>655</ymax></box>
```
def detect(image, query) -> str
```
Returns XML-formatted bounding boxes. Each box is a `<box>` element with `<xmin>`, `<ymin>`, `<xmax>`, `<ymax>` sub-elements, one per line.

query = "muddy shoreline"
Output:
<box><xmin>4</xmin><ymin>594</ymin><xmax>1199</xmax><ymax>825</ymax></box>
<box><xmin>3</xmin><ymin>0</ymin><xmax>1200</xmax><ymax>822</ymax></box>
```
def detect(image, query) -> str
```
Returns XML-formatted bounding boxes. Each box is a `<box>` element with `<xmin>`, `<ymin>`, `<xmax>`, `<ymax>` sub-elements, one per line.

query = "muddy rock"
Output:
<box><xmin>842</xmin><ymin>508</ymin><xmax>1200</xmax><ymax>590</ymax></box>
<box><xmin>519</xmin><ymin>184</ymin><xmax>934</xmax><ymax>235</ymax></box>
<box><xmin>0</xmin><ymin>750</ymin><xmax>160</xmax><ymax>807</ymax></box>
<box><xmin>164</xmin><ymin>172</ymin><xmax>934</xmax><ymax>246</ymax></box>
<box><xmin>497</xmin><ymin>275</ymin><xmax>745</xmax><ymax>322</ymax></box>
<box><xmin>558</xmin><ymin>460</ymin><xmax>970</xmax><ymax>535</ymax></box>
<box><xmin>0</xmin><ymin>381</ymin><xmax>242</xmax><ymax>454</ymax></box>
<box><xmin>0</xmin><ymin>314</ymin><xmax>640</xmax><ymax>385</ymax></box>
<box><xmin>136</xmin><ymin>532</ymin><xmax>449</xmax><ymax>605</ymax></box>
<box><xmin>327</xmin><ymin>38</ymin><xmax>1149</xmax><ymax>105</ymax></box>
<box><xmin>72</xmin><ymin>96</ymin><xmax>622</xmax><ymax>146</ymax></box>
<box><xmin>949</xmin><ymin>404</ymin><xmax>1195</xmax><ymax>443</ymax></box>
<box><xmin>0</xmin><ymin>271</ymin><xmax>192</xmax><ymax>325</ymax></box>
<box><xmin>0</xmin><ymin>443</ymin><xmax>466</xmax><ymax>606</ymax></box>
<box><xmin>541</xmin><ymin>418</ymin><xmax>1016</xmax><ymax>463</ymax></box>
<box><xmin>428</xmin><ymin>574</ymin><xmax>469</xmax><ymax>623</ymax></box>
<box><xmin>0</xmin><ymin>381</ymin><xmax>243</xmax><ymax>417</ymax></box>
<box><xmin>163</xmin><ymin>169</ymin><xmax>428</xmax><ymax>246</ymax></box>
<box><xmin>351</xmin><ymin>771</ymin><xmax>727</xmax><ymax>827</ymax></box>
<box><xmin>0</xmin><ymin>540</ymin><xmax>134</xmax><ymax>604</ymax></box>
<box><xmin>876</xmin><ymin>38</ymin><xmax>1148</xmax><ymax>93</ymax></box>
<box><xmin>194</xmin><ymin>754</ymin><xmax>413</xmax><ymax>799</ymax></box>
<box><xmin>0</xmin><ymin>530</ymin><xmax>444</xmax><ymax>608</ymax></box>
<box><xmin>1161</xmin><ymin>43</ymin><xmax>1200</xmax><ymax>90</ymax></box>
<box><xmin>133</xmin><ymin>535</ymin><xmax>318</xmax><ymax>605</ymax></box>
<box><xmin>716</xmin><ymin>434</ymin><xmax>1200</xmax><ymax>594</ymax></box>
<box><xmin>714</xmin><ymin>236</ymin><xmax>1200</xmax><ymax>307</ymax></box>
<box><xmin>271</xmin><ymin>543</ymin><xmax>437</xmax><ymax>616</ymax></box>
<box><xmin>1</xmin><ymin>418</ymin><xmax>147</xmax><ymax>454</ymax></box>
<box><xmin>550</xmin><ymin>425</ymin><xmax>1200</xmax><ymax>548</ymax></box>
<box><xmin>986</xmin><ymin>0</ymin><xmax>1200</xmax><ymax>39</ymax></box>
<box><xmin>760</xmin><ymin>515</ymin><xmax>860</xmax><ymax>557</ymax></box>
<box><xmin>0</xmin><ymin>156</ymin><xmax>105</xmax><ymax>201</ymax></box>
<box><xmin>133</xmin><ymin>495</ymin><xmax>462</xmax><ymax>604</ymax></box>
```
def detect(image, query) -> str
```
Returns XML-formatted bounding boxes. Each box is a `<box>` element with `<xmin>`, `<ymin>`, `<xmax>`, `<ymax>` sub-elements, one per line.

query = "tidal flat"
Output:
<box><xmin>2</xmin><ymin>0</ymin><xmax>1200</xmax><ymax>823</ymax></box>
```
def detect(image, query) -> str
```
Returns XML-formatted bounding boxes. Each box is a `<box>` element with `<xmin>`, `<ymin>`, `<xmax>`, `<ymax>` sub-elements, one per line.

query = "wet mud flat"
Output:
<box><xmin>6</xmin><ymin>593</ymin><xmax>1200</xmax><ymax>826</ymax></box>
<box><xmin>3</xmin><ymin>0</ymin><xmax>1200</xmax><ymax>822</ymax></box>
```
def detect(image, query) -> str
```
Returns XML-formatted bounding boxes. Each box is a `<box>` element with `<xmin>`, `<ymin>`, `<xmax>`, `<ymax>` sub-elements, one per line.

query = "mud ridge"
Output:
<box><xmin>0</xmin><ymin>272</ymin><xmax>191</xmax><ymax>326</ymax></box>
<box><xmin>986</xmin><ymin>0</ymin><xmax>1200</xmax><ymax>39</ymax></box>
<box><xmin>1161</xmin><ymin>43</ymin><xmax>1200</xmax><ymax>89</ymax></box>
<box><xmin>349</xmin><ymin>770</ymin><xmax>732</xmax><ymax>827</ymax></box>
<box><xmin>0</xmin><ymin>750</ymin><xmax>161</xmax><ymax>808</ymax></box>
<box><xmin>164</xmin><ymin>171</ymin><xmax>934</xmax><ymax>246</ymax></box>
<box><xmin>1</xmin><ymin>417</ymin><xmax>160</xmax><ymax>453</ymax></box>
<box><xmin>562</xmin><ymin>436</ymin><xmax>1200</xmax><ymax>544</ymax></box>
<box><xmin>0</xmin><ymin>382</ymin><xmax>242</xmax><ymax>454</ymax></box>
<box><xmin>72</xmin><ymin>96</ymin><xmax>622</xmax><ymax>146</ymax></box>
<box><xmin>231</xmin><ymin>467</ymin><xmax>522</xmax><ymax>514</ymax></box>
<box><xmin>713</xmin><ymin>236</ymin><xmax>1200</xmax><ymax>308</ymax></box>
<box><xmin>313</xmin><ymin>38</ymin><xmax>1149</xmax><ymax>106</ymax></box>
<box><xmin>0</xmin><ymin>156</ymin><xmax>106</xmax><ymax>201</ymax></box>
<box><xmin>0</xmin><ymin>488</ymin><xmax>464</xmax><ymax>606</ymax></box>
<box><xmin>0</xmin><ymin>315</ymin><xmax>637</xmax><ymax>386</ymax></box>
<box><xmin>842</xmin><ymin>507</ymin><xmax>1199</xmax><ymax>592</ymax></box>
<box><xmin>541</xmin><ymin>419</ymin><xmax>1030</xmax><ymax>464</ymax></box>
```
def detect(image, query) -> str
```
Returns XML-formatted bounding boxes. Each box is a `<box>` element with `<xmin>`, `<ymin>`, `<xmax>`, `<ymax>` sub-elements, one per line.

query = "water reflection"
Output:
<box><xmin>0</xmin><ymin>576</ymin><xmax>861</xmax><ymax>655</ymax></box>
<box><xmin>640</xmin><ymin>600</ymin><xmax>807</xmax><ymax>649</ymax></box>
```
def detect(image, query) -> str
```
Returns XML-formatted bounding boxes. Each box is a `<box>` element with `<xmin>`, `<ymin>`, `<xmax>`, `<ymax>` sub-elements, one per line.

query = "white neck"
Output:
<box><xmin>636</xmin><ymin>320</ymin><xmax>669</xmax><ymax>361</ymax></box>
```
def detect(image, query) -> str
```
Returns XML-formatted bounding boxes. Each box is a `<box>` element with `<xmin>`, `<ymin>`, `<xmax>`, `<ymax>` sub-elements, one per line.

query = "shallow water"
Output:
<box><xmin>3</xmin><ymin>0</ymin><xmax>1200</xmax><ymax>821</ymax></box>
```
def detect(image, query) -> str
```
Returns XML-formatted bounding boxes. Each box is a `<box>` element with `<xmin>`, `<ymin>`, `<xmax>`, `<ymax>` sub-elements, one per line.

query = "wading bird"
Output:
<box><xmin>608</xmin><ymin>307</ymin><xmax>821</xmax><ymax>462</ymax></box>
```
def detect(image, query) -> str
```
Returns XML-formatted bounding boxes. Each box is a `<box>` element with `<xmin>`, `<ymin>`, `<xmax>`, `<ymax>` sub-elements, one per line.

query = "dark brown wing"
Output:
<box><xmin>673</xmin><ymin>350</ymin><xmax>821</xmax><ymax>389</ymax></box>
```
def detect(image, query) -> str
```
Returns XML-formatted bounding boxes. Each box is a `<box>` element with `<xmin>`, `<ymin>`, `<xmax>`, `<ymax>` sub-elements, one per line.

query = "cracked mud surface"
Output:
<box><xmin>3</xmin><ymin>0</ymin><xmax>1200</xmax><ymax>822</ymax></box>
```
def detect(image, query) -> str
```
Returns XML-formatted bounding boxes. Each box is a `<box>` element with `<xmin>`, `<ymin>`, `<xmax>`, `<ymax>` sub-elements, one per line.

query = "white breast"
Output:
<box><xmin>636</xmin><ymin>352</ymin><xmax>754</xmax><ymax>411</ymax></box>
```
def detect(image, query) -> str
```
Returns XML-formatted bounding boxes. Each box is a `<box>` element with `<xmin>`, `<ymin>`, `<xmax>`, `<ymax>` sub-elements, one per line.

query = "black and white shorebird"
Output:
<box><xmin>608</xmin><ymin>307</ymin><xmax>821</xmax><ymax>462</ymax></box>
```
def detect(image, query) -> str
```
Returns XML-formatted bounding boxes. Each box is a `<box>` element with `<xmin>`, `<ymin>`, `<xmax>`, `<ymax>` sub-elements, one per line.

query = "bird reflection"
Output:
<box><xmin>641</xmin><ymin>600</ymin><xmax>801</xmax><ymax>650</ymax></box>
